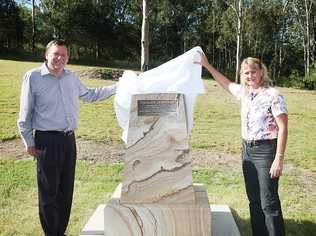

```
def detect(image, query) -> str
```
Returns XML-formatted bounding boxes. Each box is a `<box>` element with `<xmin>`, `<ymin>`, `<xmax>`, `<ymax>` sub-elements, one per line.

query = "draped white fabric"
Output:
<box><xmin>114</xmin><ymin>46</ymin><xmax>205</xmax><ymax>143</ymax></box>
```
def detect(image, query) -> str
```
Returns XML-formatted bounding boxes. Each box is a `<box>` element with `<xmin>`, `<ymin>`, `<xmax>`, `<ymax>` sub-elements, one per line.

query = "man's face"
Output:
<box><xmin>45</xmin><ymin>44</ymin><xmax>69</xmax><ymax>74</ymax></box>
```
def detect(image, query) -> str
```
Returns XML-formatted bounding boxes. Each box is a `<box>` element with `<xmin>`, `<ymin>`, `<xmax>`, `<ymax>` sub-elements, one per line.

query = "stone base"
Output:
<box><xmin>80</xmin><ymin>205</ymin><xmax>240</xmax><ymax>236</ymax></box>
<box><xmin>80</xmin><ymin>184</ymin><xmax>240</xmax><ymax>236</ymax></box>
<box><xmin>102</xmin><ymin>183</ymin><xmax>211</xmax><ymax>236</ymax></box>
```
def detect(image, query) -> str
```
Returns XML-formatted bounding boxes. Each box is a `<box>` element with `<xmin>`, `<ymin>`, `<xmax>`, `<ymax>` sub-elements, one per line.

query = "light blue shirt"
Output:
<box><xmin>17</xmin><ymin>63</ymin><xmax>116</xmax><ymax>148</ymax></box>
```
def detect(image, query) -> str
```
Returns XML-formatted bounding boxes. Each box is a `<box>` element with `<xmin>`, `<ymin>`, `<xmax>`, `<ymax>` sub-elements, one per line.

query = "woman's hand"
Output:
<box><xmin>195</xmin><ymin>51</ymin><xmax>210</xmax><ymax>68</ymax></box>
<box><xmin>270</xmin><ymin>156</ymin><xmax>284</xmax><ymax>178</ymax></box>
<box><xmin>270</xmin><ymin>113</ymin><xmax>288</xmax><ymax>179</ymax></box>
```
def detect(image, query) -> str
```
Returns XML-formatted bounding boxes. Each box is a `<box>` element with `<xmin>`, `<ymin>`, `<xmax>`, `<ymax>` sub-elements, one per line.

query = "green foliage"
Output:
<box><xmin>304</xmin><ymin>65</ymin><xmax>316</xmax><ymax>90</ymax></box>
<box><xmin>284</xmin><ymin>70</ymin><xmax>305</xmax><ymax>88</ymax></box>
<box><xmin>4</xmin><ymin>0</ymin><xmax>315</xmax><ymax>89</ymax></box>
<box><xmin>244</xmin><ymin>0</ymin><xmax>275</xmax><ymax>58</ymax></box>
<box><xmin>279</xmin><ymin>68</ymin><xmax>316</xmax><ymax>90</ymax></box>
<box><xmin>0</xmin><ymin>0</ymin><xmax>25</xmax><ymax>51</ymax></box>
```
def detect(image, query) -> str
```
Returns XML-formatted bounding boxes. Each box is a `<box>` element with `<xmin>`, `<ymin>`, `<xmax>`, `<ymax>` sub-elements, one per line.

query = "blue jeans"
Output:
<box><xmin>242</xmin><ymin>140</ymin><xmax>285</xmax><ymax>236</ymax></box>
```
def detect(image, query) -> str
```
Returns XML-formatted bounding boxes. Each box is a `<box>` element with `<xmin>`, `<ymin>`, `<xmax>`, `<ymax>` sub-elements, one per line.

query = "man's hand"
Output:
<box><xmin>27</xmin><ymin>146</ymin><xmax>38</xmax><ymax>157</ymax></box>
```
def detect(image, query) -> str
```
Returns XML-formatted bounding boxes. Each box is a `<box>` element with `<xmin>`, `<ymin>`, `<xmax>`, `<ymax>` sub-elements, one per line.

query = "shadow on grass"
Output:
<box><xmin>230</xmin><ymin>208</ymin><xmax>316</xmax><ymax>236</ymax></box>
<box><xmin>284</xmin><ymin>218</ymin><xmax>316</xmax><ymax>236</ymax></box>
<box><xmin>231</xmin><ymin>208</ymin><xmax>251</xmax><ymax>236</ymax></box>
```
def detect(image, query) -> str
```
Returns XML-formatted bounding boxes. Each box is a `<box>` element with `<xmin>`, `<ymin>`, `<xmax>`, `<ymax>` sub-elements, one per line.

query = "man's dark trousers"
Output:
<box><xmin>242</xmin><ymin>140</ymin><xmax>285</xmax><ymax>236</ymax></box>
<box><xmin>35</xmin><ymin>130</ymin><xmax>76</xmax><ymax>236</ymax></box>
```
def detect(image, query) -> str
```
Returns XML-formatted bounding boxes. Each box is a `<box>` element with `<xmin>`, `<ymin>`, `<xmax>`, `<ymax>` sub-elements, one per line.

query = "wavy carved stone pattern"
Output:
<box><xmin>121</xmin><ymin>93</ymin><xmax>195</xmax><ymax>204</ymax></box>
<box><xmin>104</xmin><ymin>184</ymin><xmax>211</xmax><ymax>236</ymax></box>
<box><xmin>103</xmin><ymin>93</ymin><xmax>211</xmax><ymax>235</ymax></box>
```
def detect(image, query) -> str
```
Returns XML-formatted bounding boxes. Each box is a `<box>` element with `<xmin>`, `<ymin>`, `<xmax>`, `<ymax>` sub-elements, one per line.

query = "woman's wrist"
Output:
<box><xmin>275</xmin><ymin>153</ymin><xmax>285</xmax><ymax>160</ymax></box>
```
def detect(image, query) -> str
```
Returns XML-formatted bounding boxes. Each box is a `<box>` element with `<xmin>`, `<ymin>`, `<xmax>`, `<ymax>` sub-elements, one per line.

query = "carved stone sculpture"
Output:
<box><xmin>104</xmin><ymin>93</ymin><xmax>211</xmax><ymax>236</ymax></box>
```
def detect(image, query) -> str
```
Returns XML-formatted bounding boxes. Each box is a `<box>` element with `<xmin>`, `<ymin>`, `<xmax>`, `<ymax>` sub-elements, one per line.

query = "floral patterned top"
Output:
<box><xmin>228</xmin><ymin>84</ymin><xmax>288</xmax><ymax>140</ymax></box>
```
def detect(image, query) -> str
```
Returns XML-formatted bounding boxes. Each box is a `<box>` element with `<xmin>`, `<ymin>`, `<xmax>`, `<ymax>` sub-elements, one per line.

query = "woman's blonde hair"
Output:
<box><xmin>239</xmin><ymin>57</ymin><xmax>271</xmax><ymax>88</ymax></box>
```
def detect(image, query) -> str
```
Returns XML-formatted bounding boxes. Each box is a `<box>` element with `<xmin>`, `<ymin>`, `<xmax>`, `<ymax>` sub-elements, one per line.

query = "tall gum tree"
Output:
<box><xmin>224</xmin><ymin>0</ymin><xmax>243</xmax><ymax>83</ymax></box>
<box><xmin>292</xmin><ymin>0</ymin><xmax>315</xmax><ymax>76</ymax></box>
<box><xmin>141</xmin><ymin>0</ymin><xmax>150</xmax><ymax>71</ymax></box>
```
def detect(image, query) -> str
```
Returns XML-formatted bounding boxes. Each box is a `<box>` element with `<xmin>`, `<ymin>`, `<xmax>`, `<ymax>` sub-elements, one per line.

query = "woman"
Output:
<box><xmin>197</xmin><ymin>52</ymin><xmax>288</xmax><ymax>236</ymax></box>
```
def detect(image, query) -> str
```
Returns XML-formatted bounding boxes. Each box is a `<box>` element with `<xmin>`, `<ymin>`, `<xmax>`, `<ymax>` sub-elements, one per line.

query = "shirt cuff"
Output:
<box><xmin>109</xmin><ymin>84</ymin><xmax>117</xmax><ymax>94</ymax></box>
<box><xmin>22</xmin><ymin>135</ymin><xmax>35</xmax><ymax>148</ymax></box>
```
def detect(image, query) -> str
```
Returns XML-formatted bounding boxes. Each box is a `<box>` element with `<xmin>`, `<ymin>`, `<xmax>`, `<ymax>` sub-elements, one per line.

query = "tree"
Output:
<box><xmin>31</xmin><ymin>0</ymin><xmax>35</xmax><ymax>52</ymax></box>
<box><xmin>4</xmin><ymin>0</ymin><xmax>316</xmax><ymax>89</ymax></box>
<box><xmin>141</xmin><ymin>0</ymin><xmax>149</xmax><ymax>71</ymax></box>
<box><xmin>292</xmin><ymin>0</ymin><xmax>315</xmax><ymax>76</ymax></box>
<box><xmin>0</xmin><ymin>0</ymin><xmax>24</xmax><ymax>51</ymax></box>
<box><xmin>224</xmin><ymin>0</ymin><xmax>244</xmax><ymax>82</ymax></box>
<box><xmin>270</xmin><ymin>0</ymin><xmax>290</xmax><ymax>80</ymax></box>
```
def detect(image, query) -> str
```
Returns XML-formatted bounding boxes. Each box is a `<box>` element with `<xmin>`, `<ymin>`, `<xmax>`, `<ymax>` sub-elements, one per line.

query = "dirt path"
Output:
<box><xmin>1</xmin><ymin>139</ymin><xmax>315</xmax><ymax>194</ymax></box>
<box><xmin>0</xmin><ymin>138</ymin><xmax>241</xmax><ymax>169</ymax></box>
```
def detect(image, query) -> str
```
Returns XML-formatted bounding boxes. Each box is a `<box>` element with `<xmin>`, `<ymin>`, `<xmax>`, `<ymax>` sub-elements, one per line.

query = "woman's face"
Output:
<box><xmin>241</xmin><ymin>64</ymin><xmax>263</xmax><ymax>89</ymax></box>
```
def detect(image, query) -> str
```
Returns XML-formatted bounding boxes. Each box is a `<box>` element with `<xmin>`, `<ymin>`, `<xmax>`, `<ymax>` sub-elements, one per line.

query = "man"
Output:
<box><xmin>17</xmin><ymin>40</ymin><xmax>116</xmax><ymax>236</ymax></box>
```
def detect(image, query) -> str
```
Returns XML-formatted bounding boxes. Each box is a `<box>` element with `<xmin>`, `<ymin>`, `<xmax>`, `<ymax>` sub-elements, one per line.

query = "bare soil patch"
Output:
<box><xmin>1</xmin><ymin>138</ymin><xmax>315</xmax><ymax>205</ymax></box>
<box><xmin>1</xmin><ymin>139</ymin><xmax>315</xmax><ymax>194</ymax></box>
<box><xmin>0</xmin><ymin>138</ymin><xmax>240</xmax><ymax>170</ymax></box>
<box><xmin>76</xmin><ymin>69</ymin><xmax>124</xmax><ymax>81</ymax></box>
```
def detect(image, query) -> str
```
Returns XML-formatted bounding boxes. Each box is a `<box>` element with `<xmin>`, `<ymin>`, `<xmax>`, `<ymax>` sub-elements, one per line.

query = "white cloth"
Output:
<box><xmin>114</xmin><ymin>46</ymin><xmax>205</xmax><ymax>142</ymax></box>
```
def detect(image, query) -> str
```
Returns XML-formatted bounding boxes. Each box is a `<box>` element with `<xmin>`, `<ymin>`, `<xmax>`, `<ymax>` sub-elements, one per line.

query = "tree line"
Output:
<box><xmin>1</xmin><ymin>0</ymin><xmax>316</xmax><ymax>89</ymax></box>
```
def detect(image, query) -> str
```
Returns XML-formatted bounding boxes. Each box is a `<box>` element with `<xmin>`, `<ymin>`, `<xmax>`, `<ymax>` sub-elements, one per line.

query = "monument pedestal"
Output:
<box><xmin>80</xmin><ymin>203</ymin><xmax>241</xmax><ymax>236</ymax></box>
<box><xmin>81</xmin><ymin>93</ymin><xmax>240</xmax><ymax>235</ymax></box>
<box><xmin>103</xmin><ymin>183</ymin><xmax>211</xmax><ymax>236</ymax></box>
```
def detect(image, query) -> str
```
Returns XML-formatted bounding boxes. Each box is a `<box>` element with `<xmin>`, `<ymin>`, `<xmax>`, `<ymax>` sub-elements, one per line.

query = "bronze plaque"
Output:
<box><xmin>137</xmin><ymin>100</ymin><xmax>178</xmax><ymax>116</ymax></box>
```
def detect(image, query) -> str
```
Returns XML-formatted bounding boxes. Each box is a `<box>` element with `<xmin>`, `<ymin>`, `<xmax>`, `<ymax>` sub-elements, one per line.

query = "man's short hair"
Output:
<box><xmin>45</xmin><ymin>39</ymin><xmax>67</xmax><ymax>54</ymax></box>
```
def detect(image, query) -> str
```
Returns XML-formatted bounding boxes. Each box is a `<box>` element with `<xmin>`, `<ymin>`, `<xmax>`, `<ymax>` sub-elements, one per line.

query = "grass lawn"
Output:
<box><xmin>1</xmin><ymin>59</ymin><xmax>315</xmax><ymax>172</ymax></box>
<box><xmin>0</xmin><ymin>59</ymin><xmax>315</xmax><ymax>235</ymax></box>
<box><xmin>0</xmin><ymin>159</ymin><xmax>315</xmax><ymax>236</ymax></box>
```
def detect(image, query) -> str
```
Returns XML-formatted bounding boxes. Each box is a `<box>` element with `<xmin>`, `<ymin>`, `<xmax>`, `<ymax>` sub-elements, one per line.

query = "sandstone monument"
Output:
<box><xmin>102</xmin><ymin>93</ymin><xmax>211</xmax><ymax>236</ymax></box>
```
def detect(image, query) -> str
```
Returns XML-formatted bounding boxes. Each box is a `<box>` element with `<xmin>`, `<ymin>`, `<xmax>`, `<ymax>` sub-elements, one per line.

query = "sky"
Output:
<box><xmin>15</xmin><ymin>0</ymin><xmax>41</xmax><ymax>7</ymax></box>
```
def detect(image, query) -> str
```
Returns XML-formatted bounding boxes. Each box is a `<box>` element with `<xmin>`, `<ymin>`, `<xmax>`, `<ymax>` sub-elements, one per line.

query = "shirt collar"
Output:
<box><xmin>248</xmin><ymin>86</ymin><xmax>265</xmax><ymax>96</ymax></box>
<box><xmin>40</xmin><ymin>62</ymin><xmax>71</xmax><ymax>77</ymax></box>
